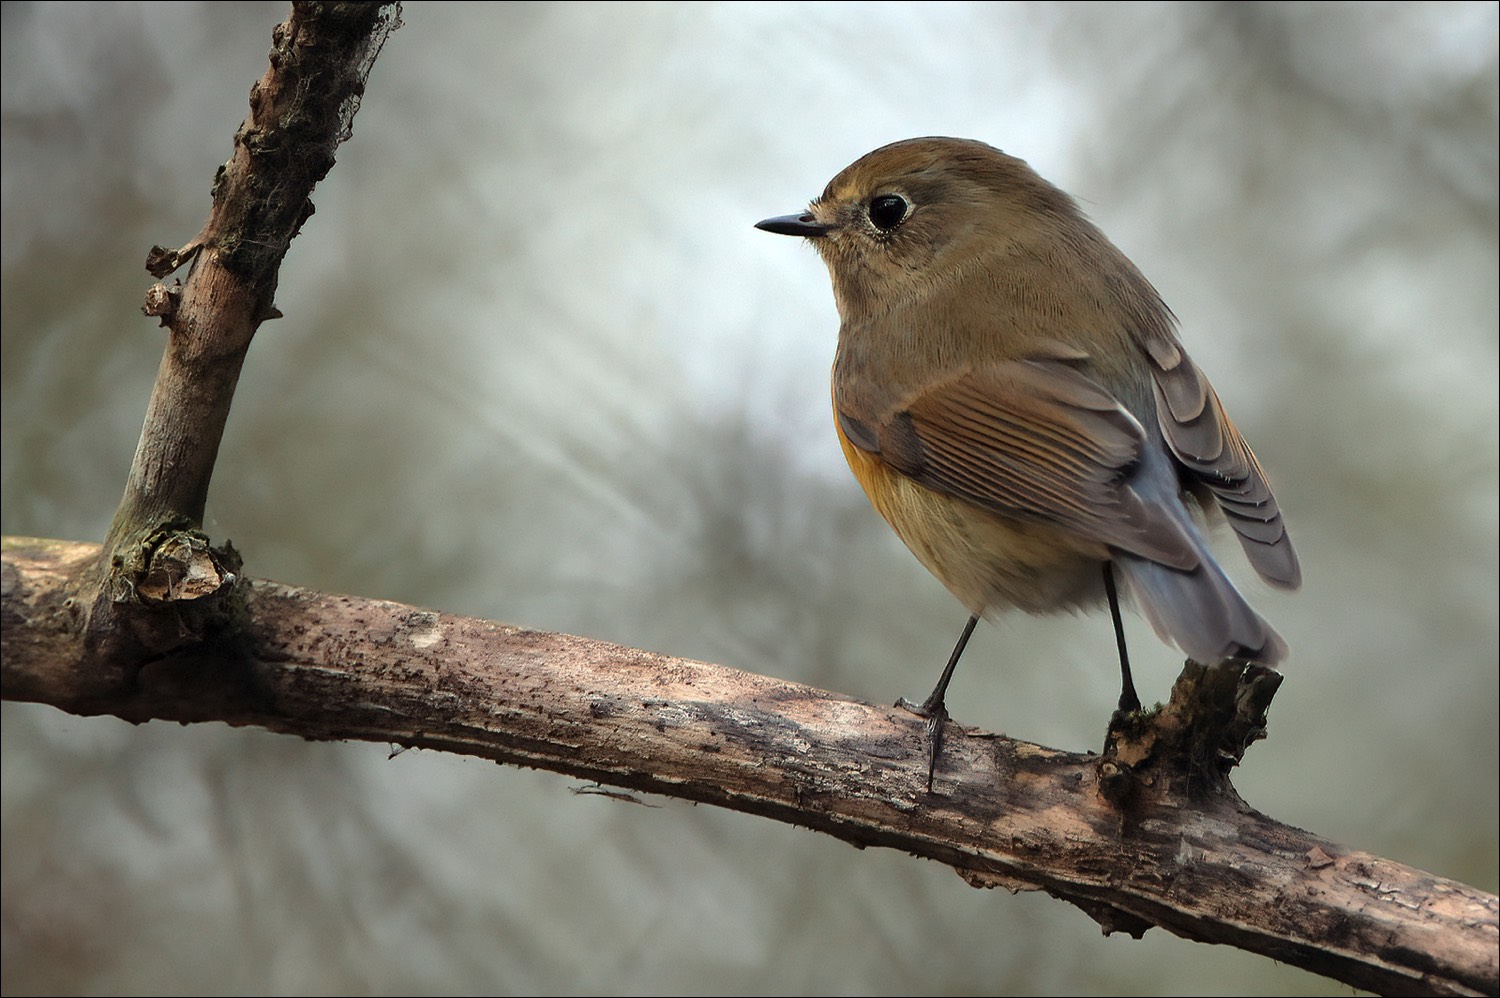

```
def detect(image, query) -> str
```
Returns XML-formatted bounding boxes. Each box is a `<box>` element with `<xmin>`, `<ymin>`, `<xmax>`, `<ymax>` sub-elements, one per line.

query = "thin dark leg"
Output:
<box><xmin>1103</xmin><ymin>563</ymin><xmax>1141</xmax><ymax>713</ymax></box>
<box><xmin>898</xmin><ymin>613</ymin><xmax>979</xmax><ymax>791</ymax></box>
<box><xmin>909</xmin><ymin>613</ymin><xmax>978</xmax><ymax>714</ymax></box>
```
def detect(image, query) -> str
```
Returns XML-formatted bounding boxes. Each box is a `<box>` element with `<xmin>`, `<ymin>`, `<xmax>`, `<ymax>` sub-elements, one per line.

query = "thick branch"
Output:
<box><xmin>5</xmin><ymin>537</ymin><xmax>1494</xmax><ymax>997</ymax></box>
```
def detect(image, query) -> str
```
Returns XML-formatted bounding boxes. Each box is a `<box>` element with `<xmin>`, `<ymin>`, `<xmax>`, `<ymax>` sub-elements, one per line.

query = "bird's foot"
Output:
<box><xmin>896</xmin><ymin>694</ymin><xmax>950</xmax><ymax>792</ymax></box>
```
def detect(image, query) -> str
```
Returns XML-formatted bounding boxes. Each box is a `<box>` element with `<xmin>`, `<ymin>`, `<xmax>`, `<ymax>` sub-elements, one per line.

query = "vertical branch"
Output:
<box><xmin>76</xmin><ymin>2</ymin><xmax>401</xmax><ymax>700</ymax></box>
<box><xmin>109</xmin><ymin>1</ymin><xmax>400</xmax><ymax>553</ymax></box>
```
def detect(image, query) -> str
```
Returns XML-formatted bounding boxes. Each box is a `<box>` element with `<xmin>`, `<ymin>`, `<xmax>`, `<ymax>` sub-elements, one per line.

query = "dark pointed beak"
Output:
<box><xmin>755</xmin><ymin>212</ymin><xmax>831</xmax><ymax>237</ymax></box>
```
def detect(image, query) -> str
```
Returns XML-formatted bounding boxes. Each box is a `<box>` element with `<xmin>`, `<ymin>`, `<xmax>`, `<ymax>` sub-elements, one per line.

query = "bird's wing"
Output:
<box><xmin>837</xmin><ymin>358</ymin><xmax>1201</xmax><ymax>570</ymax></box>
<box><xmin>1139</xmin><ymin>335</ymin><xmax>1302</xmax><ymax>590</ymax></box>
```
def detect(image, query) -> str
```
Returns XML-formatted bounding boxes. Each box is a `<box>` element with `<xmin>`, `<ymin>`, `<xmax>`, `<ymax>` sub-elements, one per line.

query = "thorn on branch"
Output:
<box><xmin>1068</xmin><ymin>896</ymin><xmax>1155</xmax><ymax>939</ymax></box>
<box><xmin>572</xmin><ymin>784</ymin><xmax>660</xmax><ymax>807</ymax></box>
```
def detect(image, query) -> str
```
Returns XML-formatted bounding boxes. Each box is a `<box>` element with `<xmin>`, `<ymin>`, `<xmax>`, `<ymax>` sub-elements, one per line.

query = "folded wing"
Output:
<box><xmin>1141</xmin><ymin>336</ymin><xmax>1302</xmax><ymax>590</ymax></box>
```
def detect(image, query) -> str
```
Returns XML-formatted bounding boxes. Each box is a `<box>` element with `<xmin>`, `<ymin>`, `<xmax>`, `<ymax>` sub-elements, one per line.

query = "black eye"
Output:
<box><xmin>868</xmin><ymin>194</ymin><xmax>909</xmax><ymax>231</ymax></box>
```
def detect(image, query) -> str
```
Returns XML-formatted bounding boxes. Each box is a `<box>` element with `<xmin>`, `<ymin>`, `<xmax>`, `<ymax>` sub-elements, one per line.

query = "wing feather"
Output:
<box><xmin>842</xmin><ymin>359</ymin><xmax>1201</xmax><ymax>571</ymax></box>
<box><xmin>1146</xmin><ymin>340</ymin><xmax>1302</xmax><ymax>590</ymax></box>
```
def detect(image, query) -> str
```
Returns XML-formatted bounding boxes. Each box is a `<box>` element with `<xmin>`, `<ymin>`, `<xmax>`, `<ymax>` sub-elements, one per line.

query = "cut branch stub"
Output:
<box><xmin>1096</xmin><ymin>660</ymin><xmax>1284</xmax><ymax>806</ymax></box>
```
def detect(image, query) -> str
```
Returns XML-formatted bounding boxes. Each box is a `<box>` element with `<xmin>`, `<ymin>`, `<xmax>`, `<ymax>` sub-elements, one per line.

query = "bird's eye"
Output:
<box><xmin>867</xmin><ymin>194</ymin><xmax>909</xmax><ymax>231</ymax></box>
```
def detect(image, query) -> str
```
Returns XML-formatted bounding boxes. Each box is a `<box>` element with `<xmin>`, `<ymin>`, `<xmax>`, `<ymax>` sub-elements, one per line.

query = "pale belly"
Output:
<box><xmin>837</xmin><ymin>424</ymin><xmax>1110</xmax><ymax>617</ymax></box>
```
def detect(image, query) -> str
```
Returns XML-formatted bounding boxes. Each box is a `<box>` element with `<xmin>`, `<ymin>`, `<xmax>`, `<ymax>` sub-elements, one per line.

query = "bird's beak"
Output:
<box><xmin>755</xmin><ymin>212</ymin><xmax>831</xmax><ymax>238</ymax></box>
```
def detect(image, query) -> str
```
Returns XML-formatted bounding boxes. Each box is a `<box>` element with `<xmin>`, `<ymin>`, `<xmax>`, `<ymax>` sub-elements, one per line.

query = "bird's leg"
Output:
<box><xmin>898</xmin><ymin>613</ymin><xmax>979</xmax><ymax>791</ymax></box>
<box><xmin>1103</xmin><ymin>562</ymin><xmax>1141</xmax><ymax>714</ymax></box>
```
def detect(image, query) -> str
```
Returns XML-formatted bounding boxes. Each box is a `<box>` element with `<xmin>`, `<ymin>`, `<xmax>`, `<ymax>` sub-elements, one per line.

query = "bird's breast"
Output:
<box><xmin>832</xmin><ymin>389</ymin><xmax>1108</xmax><ymax>617</ymax></box>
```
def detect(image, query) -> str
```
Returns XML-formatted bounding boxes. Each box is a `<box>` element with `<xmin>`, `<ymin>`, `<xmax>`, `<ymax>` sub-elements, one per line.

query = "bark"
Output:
<box><xmin>4</xmin><ymin>536</ymin><xmax>1496</xmax><ymax>998</ymax></box>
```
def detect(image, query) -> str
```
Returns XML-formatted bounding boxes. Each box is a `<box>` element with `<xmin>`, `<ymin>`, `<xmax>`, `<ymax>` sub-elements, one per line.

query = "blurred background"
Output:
<box><xmin>2</xmin><ymin>2</ymin><xmax>1495</xmax><ymax>994</ymax></box>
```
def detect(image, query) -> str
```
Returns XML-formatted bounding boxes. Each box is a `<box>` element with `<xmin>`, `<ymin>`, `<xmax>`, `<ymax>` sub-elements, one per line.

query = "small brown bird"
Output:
<box><xmin>757</xmin><ymin>138</ymin><xmax>1300</xmax><ymax>776</ymax></box>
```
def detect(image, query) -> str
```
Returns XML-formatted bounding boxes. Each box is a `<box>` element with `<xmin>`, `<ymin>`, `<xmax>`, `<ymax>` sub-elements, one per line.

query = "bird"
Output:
<box><xmin>755</xmin><ymin>137</ymin><xmax>1300</xmax><ymax>784</ymax></box>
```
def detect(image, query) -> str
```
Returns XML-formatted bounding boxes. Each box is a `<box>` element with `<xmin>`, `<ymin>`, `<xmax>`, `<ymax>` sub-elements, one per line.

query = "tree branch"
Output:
<box><xmin>92</xmin><ymin>1</ymin><xmax>401</xmax><ymax>669</ymax></box>
<box><xmin>4</xmin><ymin>537</ymin><xmax>1495</xmax><ymax>997</ymax></box>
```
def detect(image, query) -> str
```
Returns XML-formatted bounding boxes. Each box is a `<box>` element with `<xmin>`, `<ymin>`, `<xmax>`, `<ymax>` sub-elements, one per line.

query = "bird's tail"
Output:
<box><xmin>1114</xmin><ymin>547</ymin><xmax>1287</xmax><ymax>666</ymax></box>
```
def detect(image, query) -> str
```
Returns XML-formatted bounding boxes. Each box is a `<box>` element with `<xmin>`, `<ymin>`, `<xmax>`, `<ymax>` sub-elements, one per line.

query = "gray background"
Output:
<box><xmin>3</xmin><ymin>2</ymin><xmax>1496</xmax><ymax>994</ymax></box>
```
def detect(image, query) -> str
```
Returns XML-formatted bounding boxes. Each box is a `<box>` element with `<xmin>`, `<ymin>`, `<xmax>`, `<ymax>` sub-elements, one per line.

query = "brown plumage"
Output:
<box><xmin>758</xmin><ymin>137</ymin><xmax>1299</xmax><ymax>747</ymax></box>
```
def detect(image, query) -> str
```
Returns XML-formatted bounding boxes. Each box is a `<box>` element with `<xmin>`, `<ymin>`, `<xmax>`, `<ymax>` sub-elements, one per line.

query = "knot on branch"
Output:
<box><xmin>141</xmin><ymin>281</ymin><xmax>183</xmax><ymax>326</ymax></box>
<box><xmin>1096</xmin><ymin>660</ymin><xmax>1282</xmax><ymax>806</ymax></box>
<box><xmin>125</xmin><ymin>528</ymin><xmax>241</xmax><ymax>607</ymax></box>
<box><xmin>98</xmin><ymin>522</ymin><xmax>243</xmax><ymax>655</ymax></box>
<box><xmin>42</xmin><ymin>527</ymin><xmax>250</xmax><ymax>714</ymax></box>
